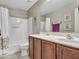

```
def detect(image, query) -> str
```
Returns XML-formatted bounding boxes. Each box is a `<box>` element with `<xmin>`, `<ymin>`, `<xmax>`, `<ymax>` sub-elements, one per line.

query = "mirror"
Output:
<box><xmin>40</xmin><ymin>0</ymin><xmax>78</xmax><ymax>33</ymax></box>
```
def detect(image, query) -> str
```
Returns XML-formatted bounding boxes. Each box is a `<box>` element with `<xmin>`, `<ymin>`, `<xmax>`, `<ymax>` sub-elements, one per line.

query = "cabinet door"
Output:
<box><xmin>62</xmin><ymin>46</ymin><xmax>79</xmax><ymax>59</ymax></box>
<box><xmin>42</xmin><ymin>40</ymin><xmax>56</xmax><ymax>59</ymax></box>
<box><xmin>29</xmin><ymin>36</ymin><xmax>34</xmax><ymax>59</ymax></box>
<box><xmin>34</xmin><ymin>39</ymin><xmax>42</xmax><ymax>59</ymax></box>
<box><xmin>57</xmin><ymin>44</ymin><xmax>62</xmax><ymax>59</ymax></box>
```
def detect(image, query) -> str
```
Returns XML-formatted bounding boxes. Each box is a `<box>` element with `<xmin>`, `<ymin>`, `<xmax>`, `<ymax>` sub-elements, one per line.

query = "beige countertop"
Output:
<box><xmin>30</xmin><ymin>33</ymin><xmax>79</xmax><ymax>49</ymax></box>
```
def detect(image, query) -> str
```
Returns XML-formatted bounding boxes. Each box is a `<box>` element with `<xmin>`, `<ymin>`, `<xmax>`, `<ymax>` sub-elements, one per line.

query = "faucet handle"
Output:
<box><xmin>66</xmin><ymin>34</ymin><xmax>73</xmax><ymax>40</ymax></box>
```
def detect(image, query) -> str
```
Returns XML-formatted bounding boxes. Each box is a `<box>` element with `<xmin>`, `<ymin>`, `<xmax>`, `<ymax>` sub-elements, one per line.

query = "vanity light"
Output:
<box><xmin>46</xmin><ymin>0</ymin><xmax>51</xmax><ymax>2</ymax></box>
<box><xmin>16</xmin><ymin>19</ymin><xmax>21</xmax><ymax>23</ymax></box>
<box><xmin>25</xmin><ymin>0</ymin><xmax>33</xmax><ymax>2</ymax></box>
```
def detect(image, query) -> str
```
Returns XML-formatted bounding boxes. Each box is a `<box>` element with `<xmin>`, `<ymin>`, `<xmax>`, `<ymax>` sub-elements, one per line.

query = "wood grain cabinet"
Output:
<box><xmin>29</xmin><ymin>36</ymin><xmax>34</xmax><ymax>59</ymax></box>
<box><xmin>57</xmin><ymin>44</ymin><xmax>79</xmax><ymax>59</ymax></box>
<box><xmin>57</xmin><ymin>45</ymin><xmax>62</xmax><ymax>59</ymax></box>
<box><xmin>42</xmin><ymin>40</ymin><xmax>56</xmax><ymax>59</ymax></box>
<box><xmin>34</xmin><ymin>39</ymin><xmax>42</xmax><ymax>59</ymax></box>
<box><xmin>62</xmin><ymin>46</ymin><xmax>79</xmax><ymax>59</ymax></box>
<box><xmin>29</xmin><ymin>37</ymin><xmax>42</xmax><ymax>59</ymax></box>
<box><xmin>29</xmin><ymin>36</ymin><xmax>79</xmax><ymax>59</ymax></box>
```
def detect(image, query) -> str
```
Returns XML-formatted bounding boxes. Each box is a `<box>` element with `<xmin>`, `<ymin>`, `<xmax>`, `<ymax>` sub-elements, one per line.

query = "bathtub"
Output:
<box><xmin>0</xmin><ymin>37</ymin><xmax>29</xmax><ymax>58</ymax></box>
<box><xmin>0</xmin><ymin>45</ymin><xmax>20</xmax><ymax>58</ymax></box>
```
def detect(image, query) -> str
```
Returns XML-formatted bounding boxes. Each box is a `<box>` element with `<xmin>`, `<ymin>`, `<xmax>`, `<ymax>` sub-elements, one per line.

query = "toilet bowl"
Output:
<box><xmin>20</xmin><ymin>43</ymin><xmax>28</xmax><ymax>56</ymax></box>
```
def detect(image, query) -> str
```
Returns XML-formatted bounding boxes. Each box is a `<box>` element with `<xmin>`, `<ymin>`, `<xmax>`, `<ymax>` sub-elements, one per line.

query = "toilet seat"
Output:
<box><xmin>20</xmin><ymin>43</ymin><xmax>29</xmax><ymax>56</ymax></box>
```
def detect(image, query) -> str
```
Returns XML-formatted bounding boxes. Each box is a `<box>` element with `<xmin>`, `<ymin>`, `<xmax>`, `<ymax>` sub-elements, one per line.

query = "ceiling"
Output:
<box><xmin>41</xmin><ymin>0</ymin><xmax>75</xmax><ymax>15</ymax></box>
<box><xmin>0</xmin><ymin>0</ymin><xmax>38</xmax><ymax>11</ymax></box>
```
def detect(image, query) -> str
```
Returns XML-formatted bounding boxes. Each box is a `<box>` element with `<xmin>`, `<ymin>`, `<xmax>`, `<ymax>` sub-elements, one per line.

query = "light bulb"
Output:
<box><xmin>25</xmin><ymin>0</ymin><xmax>33</xmax><ymax>2</ymax></box>
<box><xmin>16</xmin><ymin>19</ymin><xmax>21</xmax><ymax>23</ymax></box>
<box><xmin>46</xmin><ymin>0</ymin><xmax>50</xmax><ymax>2</ymax></box>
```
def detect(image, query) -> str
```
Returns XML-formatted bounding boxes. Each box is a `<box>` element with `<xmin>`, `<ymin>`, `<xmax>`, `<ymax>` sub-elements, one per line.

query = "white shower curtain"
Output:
<box><xmin>0</xmin><ymin>7</ymin><xmax>9</xmax><ymax>38</ymax></box>
<box><xmin>45</xmin><ymin>18</ymin><xmax>51</xmax><ymax>32</ymax></box>
<box><xmin>40</xmin><ymin>21</ymin><xmax>45</xmax><ymax>32</ymax></box>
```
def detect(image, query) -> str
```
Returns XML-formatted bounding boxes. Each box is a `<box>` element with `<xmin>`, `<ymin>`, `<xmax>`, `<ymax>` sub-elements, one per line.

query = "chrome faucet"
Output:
<box><xmin>66</xmin><ymin>34</ymin><xmax>73</xmax><ymax>40</ymax></box>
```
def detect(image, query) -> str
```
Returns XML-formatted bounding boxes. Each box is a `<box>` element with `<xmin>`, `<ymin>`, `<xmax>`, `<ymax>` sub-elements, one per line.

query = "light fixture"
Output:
<box><xmin>16</xmin><ymin>19</ymin><xmax>21</xmax><ymax>23</ymax></box>
<box><xmin>25</xmin><ymin>0</ymin><xmax>33</xmax><ymax>2</ymax></box>
<box><xmin>46</xmin><ymin>0</ymin><xmax>50</xmax><ymax>2</ymax></box>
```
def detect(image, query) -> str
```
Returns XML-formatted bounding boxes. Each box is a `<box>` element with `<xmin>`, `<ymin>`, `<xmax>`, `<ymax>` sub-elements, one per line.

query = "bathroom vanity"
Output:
<box><xmin>29</xmin><ymin>34</ymin><xmax>79</xmax><ymax>59</ymax></box>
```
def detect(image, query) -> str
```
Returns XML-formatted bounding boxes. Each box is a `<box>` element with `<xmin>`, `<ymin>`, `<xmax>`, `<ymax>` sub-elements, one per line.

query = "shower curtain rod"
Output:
<box><xmin>10</xmin><ymin>15</ymin><xmax>28</xmax><ymax>19</ymax></box>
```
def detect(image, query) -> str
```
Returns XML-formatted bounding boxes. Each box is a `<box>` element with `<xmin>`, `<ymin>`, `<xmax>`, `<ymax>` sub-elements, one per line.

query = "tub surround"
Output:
<box><xmin>29</xmin><ymin>34</ymin><xmax>79</xmax><ymax>59</ymax></box>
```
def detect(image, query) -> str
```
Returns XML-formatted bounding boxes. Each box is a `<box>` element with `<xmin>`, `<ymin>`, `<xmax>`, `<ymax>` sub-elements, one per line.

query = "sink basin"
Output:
<box><xmin>39</xmin><ymin>34</ymin><xmax>79</xmax><ymax>44</ymax></box>
<box><xmin>57</xmin><ymin>38</ymin><xmax>79</xmax><ymax>43</ymax></box>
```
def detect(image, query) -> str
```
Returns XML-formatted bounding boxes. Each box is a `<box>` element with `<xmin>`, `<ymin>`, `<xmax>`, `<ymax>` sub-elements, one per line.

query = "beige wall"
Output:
<box><xmin>28</xmin><ymin>0</ymin><xmax>45</xmax><ymax>17</ymax></box>
<box><xmin>45</xmin><ymin>3</ymin><xmax>75</xmax><ymax>32</ymax></box>
<box><xmin>27</xmin><ymin>0</ymin><xmax>45</xmax><ymax>34</ymax></box>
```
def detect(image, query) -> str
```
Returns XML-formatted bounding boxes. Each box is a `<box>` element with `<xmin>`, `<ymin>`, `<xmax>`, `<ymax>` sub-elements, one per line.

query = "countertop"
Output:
<box><xmin>30</xmin><ymin>34</ymin><xmax>79</xmax><ymax>49</ymax></box>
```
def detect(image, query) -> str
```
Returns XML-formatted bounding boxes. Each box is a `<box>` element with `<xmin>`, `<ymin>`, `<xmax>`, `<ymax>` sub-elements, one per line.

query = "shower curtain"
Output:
<box><xmin>45</xmin><ymin>18</ymin><xmax>51</xmax><ymax>32</ymax></box>
<box><xmin>40</xmin><ymin>21</ymin><xmax>45</xmax><ymax>32</ymax></box>
<box><xmin>0</xmin><ymin>7</ymin><xmax>9</xmax><ymax>50</ymax></box>
<box><xmin>0</xmin><ymin>7</ymin><xmax>9</xmax><ymax>38</ymax></box>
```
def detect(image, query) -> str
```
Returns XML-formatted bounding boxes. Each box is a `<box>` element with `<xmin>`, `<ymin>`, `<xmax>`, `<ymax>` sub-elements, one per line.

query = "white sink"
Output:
<box><xmin>39</xmin><ymin>34</ymin><xmax>79</xmax><ymax>43</ymax></box>
<box><xmin>57</xmin><ymin>38</ymin><xmax>79</xmax><ymax>44</ymax></box>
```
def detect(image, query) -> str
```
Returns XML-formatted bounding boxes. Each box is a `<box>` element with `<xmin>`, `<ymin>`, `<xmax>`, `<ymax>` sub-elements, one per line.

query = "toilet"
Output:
<box><xmin>20</xmin><ymin>43</ymin><xmax>29</xmax><ymax>56</ymax></box>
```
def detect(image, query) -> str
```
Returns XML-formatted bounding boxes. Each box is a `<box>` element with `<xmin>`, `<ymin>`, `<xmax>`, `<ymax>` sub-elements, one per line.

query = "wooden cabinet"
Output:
<box><xmin>34</xmin><ymin>39</ymin><xmax>42</xmax><ymax>59</ymax></box>
<box><xmin>29</xmin><ymin>36</ymin><xmax>34</xmax><ymax>59</ymax></box>
<box><xmin>57</xmin><ymin>45</ymin><xmax>62</xmax><ymax>59</ymax></box>
<box><xmin>62</xmin><ymin>46</ymin><xmax>79</xmax><ymax>59</ymax></box>
<box><xmin>42</xmin><ymin>41</ymin><xmax>56</xmax><ymax>59</ymax></box>
<box><xmin>29</xmin><ymin>36</ymin><xmax>79</xmax><ymax>59</ymax></box>
<box><xmin>29</xmin><ymin>37</ymin><xmax>42</xmax><ymax>59</ymax></box>
<box><xmin>57</xmin><ymin>44</ymin><xmax>79</xmax><ymax>59</ymax></box>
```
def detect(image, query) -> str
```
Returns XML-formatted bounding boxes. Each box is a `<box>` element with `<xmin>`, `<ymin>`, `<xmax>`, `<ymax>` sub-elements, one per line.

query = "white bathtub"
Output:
<box><xmin>0</xmin><ymin>38</ymin><xmax>29</xmax><ymax>58</ymax></box>
<box><xmin>0</xmin><ymin>45</ymin><xmax>20</xmax><ymax>57</ymax></box>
